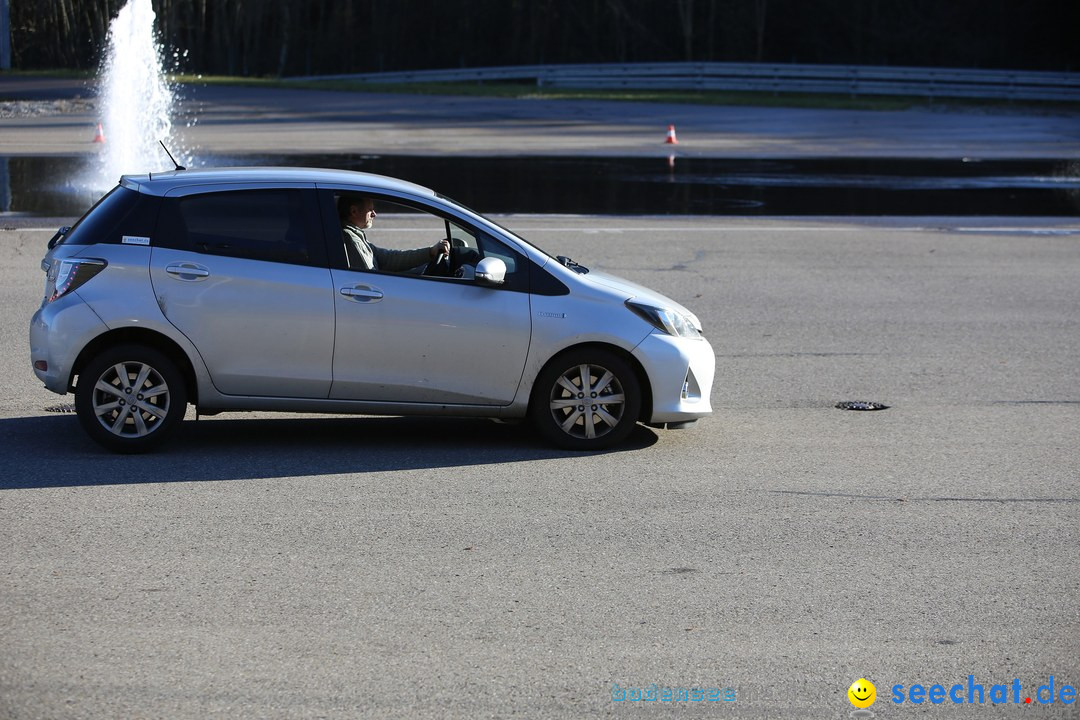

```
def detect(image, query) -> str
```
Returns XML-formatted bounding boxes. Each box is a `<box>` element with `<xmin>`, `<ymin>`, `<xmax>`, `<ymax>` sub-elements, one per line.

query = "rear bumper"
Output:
<box><xmin>632</xmin><ymin>333</ymin><xmax>715</xmax><ymax>424</ymax></box>
<box><xmin>29</xmin><ymin>295</ymin><xmax>108</xmax><ymax>394</ymax></box>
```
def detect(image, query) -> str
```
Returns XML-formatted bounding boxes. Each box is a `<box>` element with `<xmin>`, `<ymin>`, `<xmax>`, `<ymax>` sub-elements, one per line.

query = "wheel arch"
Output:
<box><xmin>70</xmin><ymin>328</ymin><xmax>199</xmax><ymax>405</ymax></box>
<box><xmin>527</xmin><ymin>341</ymin><xmax>652</xmax><ymax>422</ymax></box>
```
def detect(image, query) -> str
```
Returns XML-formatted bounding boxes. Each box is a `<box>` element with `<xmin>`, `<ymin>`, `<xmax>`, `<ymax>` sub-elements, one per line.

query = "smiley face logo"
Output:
<box><xmin>848</xmin><ymin>678</ymin><xmax>876</xmax><ymax>708</ymax></box>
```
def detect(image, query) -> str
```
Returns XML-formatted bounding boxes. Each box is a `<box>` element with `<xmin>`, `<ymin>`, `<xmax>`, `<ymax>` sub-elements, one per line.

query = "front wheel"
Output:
<box><xmin>75</xmin><ymin>344</ymin><xmax>187</xmax><ymax>453</ymax></box>
<box><xmin>530</xmin><ymin>348</ymin><xmax>642</xmax><ymax>450</ymax></box>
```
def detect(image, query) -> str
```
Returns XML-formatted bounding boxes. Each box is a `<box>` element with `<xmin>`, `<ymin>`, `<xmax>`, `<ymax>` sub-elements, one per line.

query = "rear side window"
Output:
<box><xmin>157</xmin><ymin>189</ymin><xmax>323</xmax><ymax>266</ymax></box>
<box><xmin>60</xmin><ymin>186</ymin><xmax>160</xmax><ymax>247</ymax></box>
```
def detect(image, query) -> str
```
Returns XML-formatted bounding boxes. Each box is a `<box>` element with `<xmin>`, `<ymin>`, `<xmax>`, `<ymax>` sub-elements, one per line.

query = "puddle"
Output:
<box><xmin>2</xmin><ymin>154</ymin><xmax>1077</xmax><ymax>218</ymax></box>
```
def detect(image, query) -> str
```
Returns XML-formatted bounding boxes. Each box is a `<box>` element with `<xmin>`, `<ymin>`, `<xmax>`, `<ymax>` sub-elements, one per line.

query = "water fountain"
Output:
<box><xmin>94</xmin><ymin>0</ymin><xmax>184</xmax><ymax>187</ymax></box>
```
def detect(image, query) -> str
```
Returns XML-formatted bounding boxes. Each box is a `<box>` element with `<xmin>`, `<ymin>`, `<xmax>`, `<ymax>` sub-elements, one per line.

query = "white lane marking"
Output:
<box><xmin>7</xmin><ymin>225</ymin><xmax>1078</xmax><ymax>234</ymax></box>
<box><xmin>522</xmin><ymin>227</ymin><xmax>863</xmax><ymax>232</ymax></box>
<box><xmin>373</xmin><ymin>226</ymin><xmax>866</xmax><ymax>232</ymax></box>
<box><xmin>951</xmin><ymin>227</ymin><xmax>1080</xmax><ymax>235</ymax></box>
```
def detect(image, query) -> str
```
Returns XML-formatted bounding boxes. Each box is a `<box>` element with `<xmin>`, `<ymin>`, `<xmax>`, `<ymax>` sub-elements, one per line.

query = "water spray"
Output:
<box><xmin>96</xmin><ymin>0</ymin><xmax>182</xmax><ymax>185</ymax></box>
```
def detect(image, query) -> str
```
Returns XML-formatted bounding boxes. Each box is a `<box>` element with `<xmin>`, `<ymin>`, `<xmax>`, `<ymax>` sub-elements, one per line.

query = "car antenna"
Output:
<box><xmin>159</xmin><ymin>140</ymin><xmax>186</xmax><ymax>171</ymax></box>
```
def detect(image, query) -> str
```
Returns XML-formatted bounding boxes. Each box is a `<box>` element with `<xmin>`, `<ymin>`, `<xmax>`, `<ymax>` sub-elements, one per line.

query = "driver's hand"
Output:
<box><xmin>430</xmin><ymin>238</ymin><xmax>450</xmax><ymax>259</ymax></box>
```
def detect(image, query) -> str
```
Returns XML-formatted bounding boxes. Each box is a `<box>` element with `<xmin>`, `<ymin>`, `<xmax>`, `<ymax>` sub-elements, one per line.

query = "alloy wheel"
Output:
<box><xmin>547</xmin><ymin>362</ymin><xmax>627</xmax><ymax>441</ymax></box>
<box><xmin>90</xmin><ymin>360</ymin><xmax>172</xmax><ymax>438</ymax></box>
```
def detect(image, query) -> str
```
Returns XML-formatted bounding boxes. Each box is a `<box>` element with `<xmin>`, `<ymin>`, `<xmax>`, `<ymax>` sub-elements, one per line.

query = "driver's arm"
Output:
<box><xmin>370</xmin><ymin>240</ymin><xmax>446</xmax><ymax>273</ymax></box>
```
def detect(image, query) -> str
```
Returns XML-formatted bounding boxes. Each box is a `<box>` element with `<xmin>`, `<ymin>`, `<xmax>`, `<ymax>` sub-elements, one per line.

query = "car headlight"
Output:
<box><xmin>626</xmin><ymin>300</ymin><xmax>702</xmax><ymax>338</ymax></box>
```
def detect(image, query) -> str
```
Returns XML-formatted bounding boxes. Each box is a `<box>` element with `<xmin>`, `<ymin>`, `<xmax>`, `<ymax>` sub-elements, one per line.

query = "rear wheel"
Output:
<box><xmin>530</xmin><ymin>348</ymin><xmax>641</xmax><ymax>450</ymax></box>
<box><xmin>75</xmin><ymin>344</ymin><xmax>187</xmax><ymax>453</ymax></box>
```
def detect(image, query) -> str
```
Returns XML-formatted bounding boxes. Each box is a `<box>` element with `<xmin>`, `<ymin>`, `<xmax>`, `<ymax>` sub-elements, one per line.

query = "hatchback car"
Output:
<box><xmin>30</xmin><ymin>167</ymin><xmax>714</xmax><ymax>452</ymax></box>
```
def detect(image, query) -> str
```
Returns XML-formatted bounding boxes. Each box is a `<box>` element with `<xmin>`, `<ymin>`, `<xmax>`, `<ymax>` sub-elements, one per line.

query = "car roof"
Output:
<box><xmin>119</xmin><ymin>166</ymin><xmax>437</xmax><ymax>198</ymax></box>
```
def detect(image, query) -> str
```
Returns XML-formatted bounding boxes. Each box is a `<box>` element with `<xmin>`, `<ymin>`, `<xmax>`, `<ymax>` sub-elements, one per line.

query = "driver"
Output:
<box><xmin>338</xmin><ymin>195</ymin><xmax>449</xmax><ymax>272</ymax></box>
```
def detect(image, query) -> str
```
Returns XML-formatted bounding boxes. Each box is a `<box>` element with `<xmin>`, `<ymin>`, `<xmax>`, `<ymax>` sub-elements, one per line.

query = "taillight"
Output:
<box><xmin>47</xmin><ymin>258</ymin><xmax>107</xmax><ymax>303</ymax></box>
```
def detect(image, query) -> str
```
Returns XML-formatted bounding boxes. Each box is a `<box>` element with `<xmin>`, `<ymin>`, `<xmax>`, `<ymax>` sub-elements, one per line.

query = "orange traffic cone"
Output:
<box><xmin>92</xmin><ymin>123</ymin><xmax>106</xmax><ymax>143</ymax></box>
<box><xmin>664</xmin><ymin>124</ymin><xmax>679</xmax><ymax>144</ymax></box>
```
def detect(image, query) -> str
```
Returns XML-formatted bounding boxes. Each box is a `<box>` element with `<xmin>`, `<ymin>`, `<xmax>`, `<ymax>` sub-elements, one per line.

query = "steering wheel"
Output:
<box><xmin>423</xmin><ymin>241</ymin><xmax>453</xmax><ymax>277</ymax></box>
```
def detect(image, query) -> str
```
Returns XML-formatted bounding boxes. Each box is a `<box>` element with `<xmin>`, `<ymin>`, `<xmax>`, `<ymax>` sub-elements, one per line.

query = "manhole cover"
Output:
<box><xmin>835</xmin><ymin>401</ymin><xmax>889</xmax><ymax>411</ymax></box>
<box><xmin>44</xmin><ymin>403</ymin><xmax>76</xmax><ymax>413</ymax></box>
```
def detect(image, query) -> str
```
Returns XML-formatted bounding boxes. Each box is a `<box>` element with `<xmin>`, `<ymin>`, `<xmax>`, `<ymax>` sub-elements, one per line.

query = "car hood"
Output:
<box><xmin>580</xmin><ymin>270</ymin><xmax>703</xmax><ymax>330</ymax></box>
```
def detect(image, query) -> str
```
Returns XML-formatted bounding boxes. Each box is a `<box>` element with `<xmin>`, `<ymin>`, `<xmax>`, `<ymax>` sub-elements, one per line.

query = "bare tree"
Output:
<box><xmin>676</xmin><ymin>0</ymin><xmax>694</xmax><ymax>60</ymax></box>
<box><xmin>753</xmin><ymin>0</ymin><xmax>767</xmax><ymax>62</ymax></box>
<box><xmin>6</xmin><ymin>0</ymin><xmax>1077</xmax><ymax>74</ymax></box>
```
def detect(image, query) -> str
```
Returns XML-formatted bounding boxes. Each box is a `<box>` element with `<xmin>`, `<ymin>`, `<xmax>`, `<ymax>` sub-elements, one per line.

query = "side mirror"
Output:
<box><xmin>475</xmin><ymin>257</ymin><xmax>506</xmax><ymax>286</ymax></box>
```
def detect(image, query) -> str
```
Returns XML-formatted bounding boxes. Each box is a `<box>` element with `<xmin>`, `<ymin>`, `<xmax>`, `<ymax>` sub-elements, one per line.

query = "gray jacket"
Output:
<box><xmin>343</xmin><ymin>224</ymin><xmax>431</xmax><ymax>272</ymax></box>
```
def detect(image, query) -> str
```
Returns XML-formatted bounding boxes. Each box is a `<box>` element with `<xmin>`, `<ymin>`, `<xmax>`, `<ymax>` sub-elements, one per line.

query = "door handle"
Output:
<box><xmin>165</xmin><ymin>263</ymin><xmax>210</xmax><ymax>280</ymax></box>
<box><xmin>340</xmin><ymin>286</ymin><xmax>384</xmax><ymax>302</ymax></box>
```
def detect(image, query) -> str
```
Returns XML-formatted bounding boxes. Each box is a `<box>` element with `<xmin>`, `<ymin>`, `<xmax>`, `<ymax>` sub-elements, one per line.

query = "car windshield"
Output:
<box><xmin>435</xmin><ymin>191</ymin><xmax>587</xmax><ymax>270</ymax></box>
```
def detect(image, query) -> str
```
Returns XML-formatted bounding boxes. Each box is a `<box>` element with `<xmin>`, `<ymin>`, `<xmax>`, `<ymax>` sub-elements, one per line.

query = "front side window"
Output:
<box><xmin>157</xmin><ymin>189</ymin><xmax>318</xmax><ymax>265</ymax></box>
<box><xmin>329</xmin><ymin>192</ymin><xmax>528</xmax><ymax>291</ymax></box>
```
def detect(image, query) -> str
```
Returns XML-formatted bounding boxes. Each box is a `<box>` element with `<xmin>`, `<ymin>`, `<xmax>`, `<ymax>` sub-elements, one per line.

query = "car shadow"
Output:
<box><xmin>0</xmin><ymin>414</ymin><xmax>659</xmax><ymax>490</ymax></box>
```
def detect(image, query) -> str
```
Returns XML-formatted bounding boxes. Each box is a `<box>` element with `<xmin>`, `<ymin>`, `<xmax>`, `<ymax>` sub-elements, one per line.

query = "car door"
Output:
<box><xmin>323</xmin><ymin>191</ymin><xmax>532</xmax><ymax>405</ymax></box>
<box><xmin>149</xmin><ymin>184</ymin><xmax>336</xmax><ymax>398</ymax></box>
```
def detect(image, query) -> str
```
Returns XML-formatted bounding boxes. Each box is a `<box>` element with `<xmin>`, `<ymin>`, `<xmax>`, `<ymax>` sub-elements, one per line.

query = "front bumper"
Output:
<box><xmin>632</xmin><ymin>332</ymin><xmax>715</xmax><ymax>424</ymax></box>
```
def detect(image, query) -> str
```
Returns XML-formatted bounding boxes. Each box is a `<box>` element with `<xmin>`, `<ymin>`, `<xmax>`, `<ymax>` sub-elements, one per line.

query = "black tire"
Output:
<box><xmin>74</xmin><ymin>344</ymin><xmax>187</xmax><ymax>453</ymax></box>
<box><xmin>529</xmin><ymin>348</ymin><xmax>642</xmax><ymax>450</ymax></box>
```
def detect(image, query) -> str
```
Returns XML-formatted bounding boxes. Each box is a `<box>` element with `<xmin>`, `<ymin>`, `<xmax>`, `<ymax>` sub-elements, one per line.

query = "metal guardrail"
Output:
<box><xmin>291</xmin><ymin>62</ymin><xmax>1080</xmax><ymax>102</ymax></box>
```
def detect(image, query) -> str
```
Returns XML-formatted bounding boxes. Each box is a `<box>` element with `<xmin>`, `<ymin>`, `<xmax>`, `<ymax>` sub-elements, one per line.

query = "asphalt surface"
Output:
<box><xmin>1</xmin><ymin>79</ymin><xmax>1079</xmax><ymax>719</ymax></box>
<box><xmin>3</xmin><ymin>214</ymin><xmax>1079</xmax><ymax>719</ymax></box>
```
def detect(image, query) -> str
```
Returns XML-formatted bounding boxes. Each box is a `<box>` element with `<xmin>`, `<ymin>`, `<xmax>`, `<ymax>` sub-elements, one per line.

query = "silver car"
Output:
<box><xmin>30</xmin><ymin>167</ymin><xmax>714</xmax><ymax>452</ymax></box>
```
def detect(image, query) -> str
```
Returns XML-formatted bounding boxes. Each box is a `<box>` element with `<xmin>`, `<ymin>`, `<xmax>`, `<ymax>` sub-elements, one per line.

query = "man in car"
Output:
<box><xmin>338</xmin><ymin>195</ymin><xmax>449</xmax><ymax>272</ymax></box>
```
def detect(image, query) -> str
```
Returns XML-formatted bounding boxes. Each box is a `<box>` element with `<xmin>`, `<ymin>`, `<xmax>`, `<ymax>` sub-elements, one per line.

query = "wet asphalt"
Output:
<box><xmin>1</xmin><ymin>76</ymin><xmax>1079</xmax><ymax>159</ymax></box>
